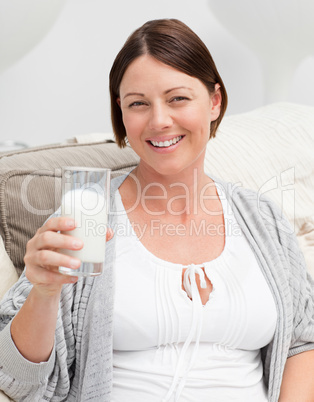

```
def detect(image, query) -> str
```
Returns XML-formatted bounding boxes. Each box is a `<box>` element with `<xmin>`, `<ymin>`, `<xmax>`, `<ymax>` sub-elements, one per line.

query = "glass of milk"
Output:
<box><xmin>58</xmin><ymin>166</ymin><xmax>111</xmax><ymax>277</ymax></box>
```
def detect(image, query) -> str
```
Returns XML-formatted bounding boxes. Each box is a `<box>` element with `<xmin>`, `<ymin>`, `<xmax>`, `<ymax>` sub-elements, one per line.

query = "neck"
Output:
<box><xmin>129</xmin><ymin>163</ymin><xmax>217</xmax><ymax>217</ymax></box>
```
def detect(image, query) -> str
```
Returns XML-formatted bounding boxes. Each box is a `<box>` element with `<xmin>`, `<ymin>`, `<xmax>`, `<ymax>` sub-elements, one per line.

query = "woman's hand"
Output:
<box><xmin>11</xmin><ymin>217</ymin><xmax>113</xmax><ymax>363</ymax></box>
<box><xmin>24</xmin><ymin>217</ymin><xmax>113</xmax><ymax>297</ymax></box>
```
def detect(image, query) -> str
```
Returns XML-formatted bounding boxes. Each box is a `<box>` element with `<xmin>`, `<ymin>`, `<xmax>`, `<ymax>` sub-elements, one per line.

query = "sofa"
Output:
<box><xmin>0</xmin><ymin>102</ymin><xmax>313</xmax><ymax>401</ymax></box>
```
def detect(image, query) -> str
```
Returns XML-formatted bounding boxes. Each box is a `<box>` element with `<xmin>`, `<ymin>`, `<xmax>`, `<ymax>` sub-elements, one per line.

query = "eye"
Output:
<box><xmin>128</xmin><ymin>101</ymin><xmax>146</xmax><ymax>108</ymax></box>
<box><xmin>170</xmin><ymin>96</ymin><xmax>190</xmax><ymax>103</ymax></box>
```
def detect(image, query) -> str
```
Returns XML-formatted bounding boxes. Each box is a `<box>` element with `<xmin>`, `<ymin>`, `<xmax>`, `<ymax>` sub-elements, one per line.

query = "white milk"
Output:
<box><xmin>60</xmin><ymin>188</ymin><xmax>107</xmax><ymax>263</ymax></box>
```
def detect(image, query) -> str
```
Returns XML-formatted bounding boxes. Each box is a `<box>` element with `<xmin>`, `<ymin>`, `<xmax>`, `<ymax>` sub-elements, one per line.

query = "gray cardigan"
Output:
<box><xmin>1</xmin><ymin>174</ymin><xmax>314</xmax><ymax>402</ymax></box>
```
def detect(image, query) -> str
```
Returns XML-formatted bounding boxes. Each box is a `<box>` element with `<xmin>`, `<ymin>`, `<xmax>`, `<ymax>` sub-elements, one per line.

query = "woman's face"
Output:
<box><xmin>118</xmin><ymin>55</ymin><xmax>221</xmax><ymax>177</ymax></box>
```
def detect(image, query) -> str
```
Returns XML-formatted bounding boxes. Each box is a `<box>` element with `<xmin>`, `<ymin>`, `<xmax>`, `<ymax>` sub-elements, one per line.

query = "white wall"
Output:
<box><xmin>0</xmin><ymin>0</ymin><xmax>313</xmax><ymax>147</ymax></box>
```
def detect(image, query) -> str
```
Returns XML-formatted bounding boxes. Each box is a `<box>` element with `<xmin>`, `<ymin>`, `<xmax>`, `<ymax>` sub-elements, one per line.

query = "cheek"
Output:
<box><xmin>122</xmin><ymin>113</ymin><xmax>144</xmax><ymax>137</ymax></box>
<box><xmin>180</xmin><ymin>102</ymin><xmax>211</xmax><ymax>127</ymax></box>
<box><xmin>180</xmin><ymin>110</ymin><xmax>209</xmax><ymax>133</ymax></box>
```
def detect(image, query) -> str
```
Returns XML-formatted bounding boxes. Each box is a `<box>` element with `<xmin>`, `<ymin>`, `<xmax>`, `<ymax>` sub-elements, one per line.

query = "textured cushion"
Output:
<box><xmin>0</xmin><ymin>141</ymin><xmax>139</xmax><ymax>275</ymax></box>
<box><xmin>0</xmin><ymin>391</ymin><xmax>12</xmax><ymax>402</ymax></box>
<box><xmin>205</xmin><ymin>102</ymin><xmax>314</xmax><ymax>272</ymax></box>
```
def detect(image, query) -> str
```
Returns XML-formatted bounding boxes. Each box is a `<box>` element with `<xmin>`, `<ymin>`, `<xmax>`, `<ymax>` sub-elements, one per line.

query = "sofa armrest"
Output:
<box><xmin>0</xmin><ymin>391</ymin><xmax>13</xmax><ymax>402</ymax></box>
<box><xmin>0</xmin><ymin>140</ymin><xmax>139</xmax><ymax>275</ymax></box>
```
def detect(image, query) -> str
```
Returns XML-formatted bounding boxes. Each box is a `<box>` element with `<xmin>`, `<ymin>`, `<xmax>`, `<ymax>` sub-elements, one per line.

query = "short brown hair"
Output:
<box><xmin>109</xmin><ymin>19</ymin><xmax>228</xmax><ymax>148</ymax></box>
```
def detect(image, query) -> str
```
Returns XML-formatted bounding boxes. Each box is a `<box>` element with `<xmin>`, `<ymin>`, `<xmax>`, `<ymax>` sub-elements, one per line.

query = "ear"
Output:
<box><xmin>210</xmin><ymin>83</ymin><xmax>222</xmax><ymax>121</ymax></box>
<box><xmin>116</xmin><ymin>97</ymin><xmax>121</xmax><ymax>108</ymax></box>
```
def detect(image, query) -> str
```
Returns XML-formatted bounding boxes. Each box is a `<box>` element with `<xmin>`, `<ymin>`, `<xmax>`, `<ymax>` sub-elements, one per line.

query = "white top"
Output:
<box><xmin>112</xmin><ymin>181</ymin><xmax>277</xmax><ymax>402</ymax></box>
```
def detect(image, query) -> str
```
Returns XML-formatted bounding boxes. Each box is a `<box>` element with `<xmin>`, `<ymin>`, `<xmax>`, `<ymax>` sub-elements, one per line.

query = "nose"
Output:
<box><xmin>148</xmin><ymin>103</ymin><xmax>173</xmax><ymax>131</ymax></box>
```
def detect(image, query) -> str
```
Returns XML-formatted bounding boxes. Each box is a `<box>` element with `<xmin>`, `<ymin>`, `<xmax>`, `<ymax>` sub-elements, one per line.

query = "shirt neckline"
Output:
<box><xmin>115</xmin><ymin>177</ymin><xmax>235</xmax><ymax>270</ymax></box>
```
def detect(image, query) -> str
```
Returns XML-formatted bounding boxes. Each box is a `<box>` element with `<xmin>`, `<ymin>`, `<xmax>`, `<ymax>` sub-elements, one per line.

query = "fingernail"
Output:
<box><xmin>66</xmin><ymin>219</ymin><xmax>75</xmax><ymax>227</ymax></box>
<box><xmin>70</xmin><ymin>259</ymin><xmax>80</xmax><ymax>268</ymax></box>
<box><xmin>72</xmin><ymin>240</ymin><xmax>83</xmax><ymax>248</ymax></box>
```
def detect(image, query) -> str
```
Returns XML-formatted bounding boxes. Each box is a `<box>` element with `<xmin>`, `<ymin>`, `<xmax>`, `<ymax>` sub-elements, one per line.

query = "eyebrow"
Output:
<box><xmin>164</xmin><ymin>86</ymin><xmax>193</xmax><ymax>94</ymax></box>
<box><xmin>123</xmin><ymin>92</ymin><xmax>145</xmax><ymax>99</ymax></box>
<box><xmin>122</xmin><ymin>86</ymin><xmax>193</xmax><ymax>100</ymax></box>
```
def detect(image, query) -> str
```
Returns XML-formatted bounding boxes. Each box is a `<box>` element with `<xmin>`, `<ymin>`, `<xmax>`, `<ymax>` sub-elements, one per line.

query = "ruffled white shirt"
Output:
<box><xmin>112</xmin><ymin>181</ymin><xmax>277</xmax><ymax>401</ymax></box>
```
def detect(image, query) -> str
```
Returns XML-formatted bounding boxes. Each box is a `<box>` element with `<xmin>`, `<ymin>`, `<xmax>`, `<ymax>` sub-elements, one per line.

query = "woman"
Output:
<box><xmin>1</xmin><ymin>19</ymin><xmax>314</xmax><ymax>402</ymax></box>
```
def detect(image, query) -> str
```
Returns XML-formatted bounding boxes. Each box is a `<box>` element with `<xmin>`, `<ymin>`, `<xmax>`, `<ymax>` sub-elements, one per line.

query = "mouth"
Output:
<box><xmin>148</xmin><ymin>135</ymin><xmax>184</xmax><ymax>148</ymax></box>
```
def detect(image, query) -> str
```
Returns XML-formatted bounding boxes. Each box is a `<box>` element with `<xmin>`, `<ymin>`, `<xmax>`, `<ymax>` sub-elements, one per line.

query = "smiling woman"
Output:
<box><xmin>1</xmin><ymin>18</ymin><xmax>314</xmax><ymax>402</ymax></box>
<box><xmin>110</xmin><ymin>19</ymin><xmax>228</xmax><ymax>148</ymax></box>
<box><xmin>116</xmin><ymin>55</ymin><xmax>222</xmax><ymax>177</ymax></box>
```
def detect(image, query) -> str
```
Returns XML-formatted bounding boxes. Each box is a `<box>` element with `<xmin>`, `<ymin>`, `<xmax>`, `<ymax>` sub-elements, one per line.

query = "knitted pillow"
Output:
<box><xmin>205</xmin><ymin>102</ymin><xmax>314</xmax><ymax>273</ymax></box>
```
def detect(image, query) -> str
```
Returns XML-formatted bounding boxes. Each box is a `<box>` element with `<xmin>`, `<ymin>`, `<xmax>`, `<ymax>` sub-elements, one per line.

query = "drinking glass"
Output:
<box><xmin>58</xmin><ymin>166</ymin><xmax>111</xmax><ymax>277</ymax></box>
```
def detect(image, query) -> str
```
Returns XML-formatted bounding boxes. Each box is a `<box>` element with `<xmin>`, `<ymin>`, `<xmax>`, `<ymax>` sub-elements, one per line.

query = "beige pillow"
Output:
<box><xmin>0</xmin><ymin>392</ymin><xmax>12</xmax><ymax>402</ymax></box>
<box><xmin>205</xmin><ymin>102</ymin><xmax>314</xmax><ymax>274</ymax></box>
<box><xmin>0</xmin><ymin>391</ymin><xmax>12</xmax><ymax>402</ymax></box>
<box><xmin>0</xmin><ymin>141</ymin><xmax>139</xmax><ymax>276</ymax></box>
<box><xmin>0</xmin><ymin>236</ymin><xmax>18</xmax><ymax>300</ymax></box>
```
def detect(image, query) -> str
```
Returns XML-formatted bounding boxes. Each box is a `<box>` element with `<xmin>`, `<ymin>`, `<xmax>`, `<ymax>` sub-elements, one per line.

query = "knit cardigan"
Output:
<box><xmin>0</xmin><ymin>174</ymin><xmax>314</xmax><ymax>402</ymax></box>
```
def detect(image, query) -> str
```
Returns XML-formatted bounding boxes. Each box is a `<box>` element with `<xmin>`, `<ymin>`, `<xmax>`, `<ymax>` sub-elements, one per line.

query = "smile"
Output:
<box><xmin>149</xmin><ymin>136</ymin><xmax>183</xmax><ymax>148</ymax></box>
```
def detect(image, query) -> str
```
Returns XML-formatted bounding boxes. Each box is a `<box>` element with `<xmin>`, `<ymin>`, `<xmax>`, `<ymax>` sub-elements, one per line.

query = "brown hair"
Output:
<box><xmin>109</xmin><ymin>19</ymin><xmax>228</xmax><ymax>148</ymax></box>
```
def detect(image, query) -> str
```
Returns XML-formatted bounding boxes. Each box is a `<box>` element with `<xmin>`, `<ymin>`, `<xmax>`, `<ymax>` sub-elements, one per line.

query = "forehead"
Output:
<box><xmin>119</xmin><ymin>55</ymin><xmax>203</xmax><ymax>93</ymax></box>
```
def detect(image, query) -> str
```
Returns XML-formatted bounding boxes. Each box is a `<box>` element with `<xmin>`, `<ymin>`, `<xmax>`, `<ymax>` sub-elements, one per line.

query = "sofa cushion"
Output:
<box><xmin>0</xmin><ymin>141</ymin><xmax>139</xmax><ymax>275</ymax></box>
<box><xmin>0</xmin><ymin>390</ymin><xmax>12</xmax><ymax>402</ymax></box>
<box><xmin>204</xmin><ymin>102</ymin><xmax>314</xmax><ymax>273</ymax></box>
<box><xmin>205</xmin><ymin>102</ymin><xmax>314</xmax><ymax>233</ymax></box>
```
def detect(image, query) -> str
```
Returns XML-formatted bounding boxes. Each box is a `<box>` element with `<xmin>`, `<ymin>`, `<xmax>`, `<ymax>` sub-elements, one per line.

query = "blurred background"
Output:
<box><xmin>0</xmin><ymin>0</ymin><xmax>313</xmax><ymax>147</ymax></box>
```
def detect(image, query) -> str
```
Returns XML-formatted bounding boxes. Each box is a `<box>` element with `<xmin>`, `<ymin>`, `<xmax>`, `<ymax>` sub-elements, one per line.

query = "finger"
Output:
<box><xmin>26</xmin><ymin>263</ymin><xmax>78</xmax><ymax>287</ymax></box>
<box><xmin>35</xmin><ymin>231</ymin><xmax>84</xmax><ymax>252</ymax></box>
<box><xmin>38</xmin><ymin>216</ymin><xmax>77</xmax><ymax>234</ymax></box>
<box><xmin>26</xmin><ymin>249</ymin><xmax>81</xmax><ymax>273</ymax></box>
<box><xmin>106</xmin><ymin>227</ymin><xmax>114</xmax><ymax>242</ymax></box>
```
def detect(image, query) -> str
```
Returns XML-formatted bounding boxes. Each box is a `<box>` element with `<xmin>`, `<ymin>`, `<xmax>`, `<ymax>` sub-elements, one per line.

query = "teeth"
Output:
<box><xmin>150</xmin><ymin>136</ymin><xmax>182</xmax><ymax>148</ymax></box>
